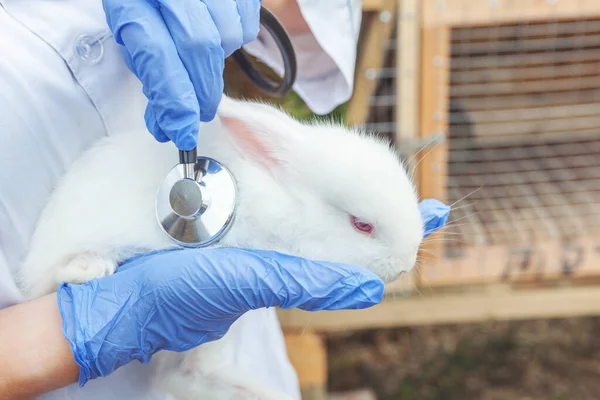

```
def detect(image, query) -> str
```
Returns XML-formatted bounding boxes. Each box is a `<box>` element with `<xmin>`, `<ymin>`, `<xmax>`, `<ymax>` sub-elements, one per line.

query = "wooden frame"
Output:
<box><xmin>407</xmin><ymin>0</ymin><xmax>600</xmax><ymax>291</ymax></box>
<box><xmin>278</xmin><ymin>281</ymin><xmax>600</xmax><ymax>332</ymax></box>
<box><xmin>411</xmin><ymin>23</ymin><xmax>450</xmax><ymax>286</ymax></box>
<box><xmin>422</xmin><ymin>0</ymin><xmax>600</xmax><ymax>28</ymax></box>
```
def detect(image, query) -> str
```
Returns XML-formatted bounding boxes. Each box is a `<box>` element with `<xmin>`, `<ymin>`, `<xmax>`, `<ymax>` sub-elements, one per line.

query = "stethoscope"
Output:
<box><xmin>155</xmin><ymin>6</ymin><xmax>297</xmax><ymax>248</ymax></box>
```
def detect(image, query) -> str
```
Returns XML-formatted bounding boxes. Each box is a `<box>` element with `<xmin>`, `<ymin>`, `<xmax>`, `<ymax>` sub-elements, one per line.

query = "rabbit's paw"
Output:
<box><xmin>55</xmin><ymin>252</ymin><xmax>116</xmax><ymax>285</ymax></box>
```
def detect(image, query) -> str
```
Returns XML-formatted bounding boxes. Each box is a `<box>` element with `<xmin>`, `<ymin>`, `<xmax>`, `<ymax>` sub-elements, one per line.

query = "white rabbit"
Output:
<box><xmin>17</xmin><ymin>95</ymin><xmax>424</xmax><ymax>399</ymax></box>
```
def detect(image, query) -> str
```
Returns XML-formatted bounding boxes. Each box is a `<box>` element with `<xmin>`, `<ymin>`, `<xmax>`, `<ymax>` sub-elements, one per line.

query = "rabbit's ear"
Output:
<box><xmin>219</xmin><ymin>112</ymin><xmax>298</xmax><ymax>170</ymax></box>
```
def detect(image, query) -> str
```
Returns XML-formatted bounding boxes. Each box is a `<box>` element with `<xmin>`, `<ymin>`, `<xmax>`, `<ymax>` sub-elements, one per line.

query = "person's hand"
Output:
<box><xmin>57</xmin><ymin>199</ymin><xmax>448</xmax><ymax>387</ymax></box>
<box><xmin>419</xmin><ymin>198</ymin><xmax>451</xmax><ymax>237</ymax></box>
<box><xmin>102</xmin><ymin>0</ymin><xmax>262</xmax><ymax>151</ymax></box>
<box><xmin>57</xmin><ymin>248</ymin><xmax>385</xmax><ymax>387</ymax></box>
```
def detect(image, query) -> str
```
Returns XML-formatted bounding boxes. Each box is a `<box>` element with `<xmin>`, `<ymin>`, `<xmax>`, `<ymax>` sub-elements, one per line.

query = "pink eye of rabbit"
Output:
<box><xmin>351</xmin><ymin>216</ymin><xmax>374</xmax><ymax>235</ymax></box>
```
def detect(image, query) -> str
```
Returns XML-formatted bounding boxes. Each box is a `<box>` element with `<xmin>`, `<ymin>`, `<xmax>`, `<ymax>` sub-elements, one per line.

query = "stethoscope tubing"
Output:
<box><xmin>231</xmin><ymin>6</ymin><xmax>297</xmax><ymax>97</ymax></box>
<box><xmin>179</xmin><ymin>5</ymin><xmax>297</xmax><ymax>166</ymax></box>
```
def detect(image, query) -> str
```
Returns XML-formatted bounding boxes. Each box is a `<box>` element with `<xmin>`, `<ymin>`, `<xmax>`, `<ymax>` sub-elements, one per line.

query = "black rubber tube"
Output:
<box><xmin>231</xmin><ymin>7</ymin><xmax>297</xmax><ymax>97</ymax></box>
<box><xmin>179</xmin><ymin>147</ymin><xmax>197</xmax><ymax>164</ymax></box>
<box><xmin>182</xmin><ymin>7</ymin><xmax>296</xmax><ymax>160</ymax></box>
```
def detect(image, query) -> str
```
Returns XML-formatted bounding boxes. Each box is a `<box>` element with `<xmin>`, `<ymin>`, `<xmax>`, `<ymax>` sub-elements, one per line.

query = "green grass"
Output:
<box><xmin>279</xmin><ymin>90</ymin><xmax>350</xmax><ymax>125</ymax></box>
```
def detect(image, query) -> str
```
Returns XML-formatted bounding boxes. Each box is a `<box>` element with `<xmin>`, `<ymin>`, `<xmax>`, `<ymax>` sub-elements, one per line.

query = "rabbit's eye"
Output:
<box><xmin>351</xmin><ymin>216</ymin><xmax>374</xmax><ymax>235</ymax></box>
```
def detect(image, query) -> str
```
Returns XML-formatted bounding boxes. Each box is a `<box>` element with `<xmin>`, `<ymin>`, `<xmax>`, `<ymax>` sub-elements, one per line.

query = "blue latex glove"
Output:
<box><xmin>58</xmin><ymin>200</ymin><xmax>448</xmax><ymax>387</ymax></box>
<box><xmin>57</xmin><ymin>248</ymin><xmax>384</xmax><ymax>387</ymax></box>
<box><xmin>102</xmin><ymin>0</ymin><xmax>262</xmax><ymax>151</ymax></box>
<box><xmin>419</xmin><ymin>198</ymin><xmax>451</xmax><ymax>238</ymax></box>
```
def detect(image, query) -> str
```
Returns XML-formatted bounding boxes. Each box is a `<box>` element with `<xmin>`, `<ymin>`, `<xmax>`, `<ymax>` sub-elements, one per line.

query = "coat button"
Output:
<box><xmin>74</xmin><ymin>34</ymin><xmax>104</xmax><ymax>64</ymax></box>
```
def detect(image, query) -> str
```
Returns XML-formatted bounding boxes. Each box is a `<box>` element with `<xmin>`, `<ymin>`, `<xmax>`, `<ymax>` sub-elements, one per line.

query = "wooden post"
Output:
<box><xmin>346</xmin><ymin>0</ymin><xmax>397</xmax><ymax>127</ymax></box>
<box><xmin>392</xmin><ymin>0</ymin><xmax>423</xmax><ymax>291</ymax></box>
<box><xmin>363</xmin><ymin>0</ymin><xmax>387</xmax><ymax>11</ymax></box>
<box><xmin>416</xmin><ymin>23</ymin><xmax>450</xmax><ymax>284</ymax></box>
<box><xmin>395</xmin><ymin>0</ymin><xmax>421</xmax><ymax>153</ymax></box>
<box><xmin>283</xmin><ymin>330</ymin><xmax>328</xmax><ymax>400</ymax></box>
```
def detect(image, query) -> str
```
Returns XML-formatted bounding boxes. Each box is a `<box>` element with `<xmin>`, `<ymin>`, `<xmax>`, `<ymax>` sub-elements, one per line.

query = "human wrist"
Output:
<box><xmin>0</xmin><ymin>293</ymin><xmax>79</xmax><ymax>399</ymax></box>
<box><xmin>56</xmin><ymin>278</ymin><xmax>155</xmax><ymax>387</ymax></box>
<box><xmin>56</xmin><ymin>283</ymin><xmax>93</xmax><ymax>386</ymax></box>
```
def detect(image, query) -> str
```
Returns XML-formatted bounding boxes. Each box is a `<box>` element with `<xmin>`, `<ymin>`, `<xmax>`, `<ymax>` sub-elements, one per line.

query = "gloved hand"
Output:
<box><xmin>419</xmin><ymin>198</ymin><xmax>451</xmax><ymax>237</ymax></box>
<box><xmin>57</xmin><ymin>248</ymin><xmax>384</xmax><ymax>387</ymax></box>
<box><xmin>102</xmin><ymin>0</ymin><xmax>262</xmax><ymax>151</ymax></box>
<box><xmin>57</xmin><ymin>199</ymin><xmax>449</xmax><ymax>387</ymax></box>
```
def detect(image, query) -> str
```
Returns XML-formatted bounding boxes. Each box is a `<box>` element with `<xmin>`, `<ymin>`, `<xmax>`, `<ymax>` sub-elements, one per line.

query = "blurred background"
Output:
<box><xmin>227</xmin><ymin>1</ymin><xmax>600</xmax><ymax>399</ymax></box>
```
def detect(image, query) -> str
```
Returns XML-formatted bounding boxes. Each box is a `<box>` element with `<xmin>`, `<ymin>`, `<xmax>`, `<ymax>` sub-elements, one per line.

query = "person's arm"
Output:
<box><xmin>102</xmin><ymin>0</ymin><xmax>262</xmax><ymax>151</ymax></box>
<box><xmin>0</xmin><ymin>293</ymin><xmax>78</xmax><ymax>400</ymax></box>
<box><xmin>0</xmin><ymin>248</ymin><xmax>385</xmax><ymax>398</ymax></box>
<box><xmin>0</xmin><ymin>200</ymin><xmax>447</xmax><ymax>399</ymax></box>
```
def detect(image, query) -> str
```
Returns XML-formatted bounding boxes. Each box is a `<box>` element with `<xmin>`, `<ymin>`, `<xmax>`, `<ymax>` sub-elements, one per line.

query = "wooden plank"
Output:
<box><xmin>365</xmin><ymin>85</ymin><xmax>600</xmax><ymax>113</ymax></box>
<box><xmin>447</xmin><ymin>166</ymin><xmax>600</xmax><ymax>189</ymax></box>
<box><xmin>394</xmin><ymin>0</ymin><xmax>422</xmax><ymax>290</ymax></box>
<box><xmin>453</xmin><ymin>89</ymin><xmax>600</xmax><ymax>112</ymax></box>
<box><xmin>417</xmin><ymin>25</ymin><xmax>450</xmax><ymax>282</ymax></box>
<box><xmin>422</xmin><ymin>0</ymin><xmax>600</xmax><ymax>28</ymax></box>
<box><xmin>448</xmin><ymin>152</ymin><xmax>600</xmax><ymax>176</ymax></box>
<box><xmin>451</xmin><ymin>61</ymin><xmax>600</xmax><ymax>85</ymax></box>
<box><xmin>450</xmin><ymin>74</ymin><xmax>600</xmax><ymax>98</ymax></box>
<box><xmin>464</xmin><ymin>128</ymin><xmax>600</xmax><ymax>146</ymax></box>
<box><xmin>395</xmin><ymin>0</ymin><xmax>421</xmax><ymax>149</ymax></box>
<box><xmin>450</xmin><ymin>33</ymin><xmax>600</xmax><ymax>57</ymax></box>
<box><xmin>283</xmin><ymin>331</ymin><xmax>327</xmax><ymax>400</ymax></box>
<box><xmin>450</xmin><ymin>48</ymin><xmax>600</xmax><ymax>72</ymax></box>
<box><xmin>451</xmin><ymin>18</ymin><xmax>600</xmax><ymax>42</ymax></box>
<box><xmin>346</xmin><ymin>0</ymin><xmax>397</xmax><ymax>127</ymax></box>
<box><xmin>449</xmin><ymin>103</ymin><xmax>600</xmax><ymax>125</ymax></box>
<box><xmin>419</xmin><ymin>236</ymin><xmax>600</xmax><ymax>288</ymax></box>
<box><xmin>363</xmin><ymin>0</ymin><xmax>386</xmax><ymax>11</ymax></box>
<box><xmin>457</xmin><ymin>114</ymin><xmax>600</xmax><ymax>139</ymax></box>
<box><xmin>277</xmin><ymin>282</ymin><xmax>600</xmax><ymax>332</ymax></box>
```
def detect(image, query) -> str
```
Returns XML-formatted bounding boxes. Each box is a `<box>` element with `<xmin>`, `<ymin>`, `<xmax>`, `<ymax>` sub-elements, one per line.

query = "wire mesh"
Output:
<box><xmin>363</xmin><ymin>28</ymin><xmax>398</xmax><ymax>142</ymax></box>
<box><xmin>361</xmin><ymin>6</ymin><xmax>600</xmax><ymax>285</ymax></box>
<box><xmin>446</xmin><ymin>17</ymin><xmax>600</xmax><ymax>250</ymax></box>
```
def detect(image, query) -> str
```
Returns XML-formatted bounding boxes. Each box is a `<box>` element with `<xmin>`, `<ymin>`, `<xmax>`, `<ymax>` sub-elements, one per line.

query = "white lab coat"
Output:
<box><xmin>0</xmin><ymin>0</ymin><xmax>361</xmax><ymax>398</ymax></box>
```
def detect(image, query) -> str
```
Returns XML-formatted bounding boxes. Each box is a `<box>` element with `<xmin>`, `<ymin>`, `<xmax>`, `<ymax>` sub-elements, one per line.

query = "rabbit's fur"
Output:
<box><xmin>18</xmin><ymin>96</ymin><xmax>424</xmax><ymax>399</ymax></box>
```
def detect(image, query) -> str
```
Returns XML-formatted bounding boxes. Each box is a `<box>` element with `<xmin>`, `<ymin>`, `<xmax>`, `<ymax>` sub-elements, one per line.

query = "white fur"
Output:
<box><xmin>18</xmin><ymin>95</ymin><xmax>424</xmax><ymax>399</ymax></box>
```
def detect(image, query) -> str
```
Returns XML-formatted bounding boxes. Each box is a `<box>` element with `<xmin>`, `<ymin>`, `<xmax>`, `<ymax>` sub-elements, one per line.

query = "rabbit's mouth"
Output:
<box><xmin>365</xmin><ymin>256</ymin><xmax>408</xmax><ymax>284</ymax></box>
<box><xmin>388</xmin><ymin>269</ymin><xmax>407</xmax><ymax>283</ymax></box>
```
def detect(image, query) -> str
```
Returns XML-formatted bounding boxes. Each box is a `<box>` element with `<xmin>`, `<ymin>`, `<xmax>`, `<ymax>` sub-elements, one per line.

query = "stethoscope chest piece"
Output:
<box><xmin>155</xmin><ymin>5</ymin><xmax>295</xmax><ymax>248</ymax></box>
<box><xmin>156</xmin><ymin>154</ymin><xmax>236</xmax><ymax>247</ymax></box>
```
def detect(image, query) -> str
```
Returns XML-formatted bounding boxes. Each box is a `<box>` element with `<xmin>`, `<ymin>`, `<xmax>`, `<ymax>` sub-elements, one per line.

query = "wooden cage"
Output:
<box><xmin>276</xmin><ymin>1</ymin><xmax>600</xmax><ymax>398</ymax></box>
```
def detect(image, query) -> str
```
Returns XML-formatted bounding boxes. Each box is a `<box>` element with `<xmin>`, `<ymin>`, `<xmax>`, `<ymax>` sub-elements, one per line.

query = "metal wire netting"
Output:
<box><xmin>363</xmin><ymin>15</ymin><xmax>600</xmax><ymax>262</ymax></box>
